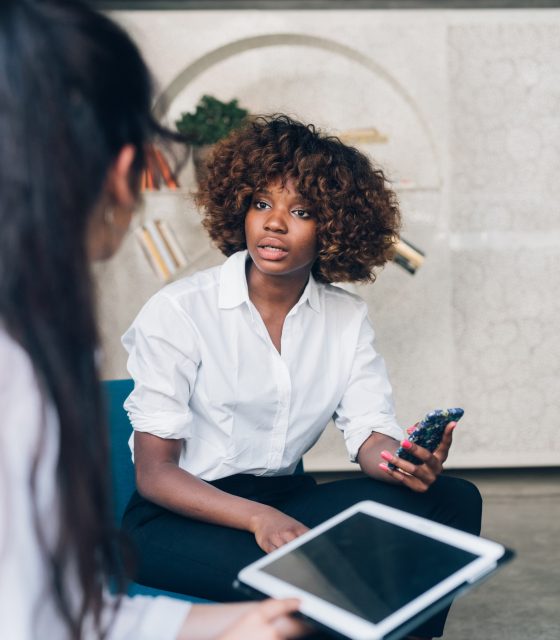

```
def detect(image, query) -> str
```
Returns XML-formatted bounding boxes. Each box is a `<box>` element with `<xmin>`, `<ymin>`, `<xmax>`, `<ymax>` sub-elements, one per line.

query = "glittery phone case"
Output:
<box><xmin>389</xmin><ymin>408</ymin><xmax>464</xmax><ymax>469</ymax></box>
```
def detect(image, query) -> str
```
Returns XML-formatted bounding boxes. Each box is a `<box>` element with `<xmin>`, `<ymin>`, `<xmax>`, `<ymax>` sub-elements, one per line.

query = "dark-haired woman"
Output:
<box><xmin>0</xmin><ymin>2</ymin><xmax>306</xmax><ymax>638</ymax></box>
<box><xmin>122</xmin><ymin>116</ymin><xmax>483</xmax><ymax>639</ymax></box>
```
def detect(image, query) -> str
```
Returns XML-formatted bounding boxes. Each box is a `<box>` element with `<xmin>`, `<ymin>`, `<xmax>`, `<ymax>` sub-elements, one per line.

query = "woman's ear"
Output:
<box><xmin>108</xmin><ymin>144</ymin><xmax>137</xmax><ymax>208</ymax></box>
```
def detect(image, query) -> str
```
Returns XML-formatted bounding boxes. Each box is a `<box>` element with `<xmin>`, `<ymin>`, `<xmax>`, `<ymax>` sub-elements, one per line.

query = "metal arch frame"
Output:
<box><xmin>153</xmin><ymin>33</ymin><xmax>443</xmax><ymax>187</ymax></box>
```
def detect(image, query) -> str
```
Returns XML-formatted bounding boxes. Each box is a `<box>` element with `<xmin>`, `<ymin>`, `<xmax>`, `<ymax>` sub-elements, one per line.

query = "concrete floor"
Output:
<box><xmin>312</xmin><ymin>468</ymin><xmax>560</xmax><ymax>639</ymax></box>
<box><xmin>443</xmin><ymin>468</ymin><xmax>560</xmax><ymax>640</ymax></box>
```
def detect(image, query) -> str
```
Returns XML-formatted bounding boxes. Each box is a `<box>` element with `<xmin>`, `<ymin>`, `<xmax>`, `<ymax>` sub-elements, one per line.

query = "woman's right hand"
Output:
<box><xmin>218</xmin><ymin>599</ymin><xmax>306</xmax><ymax>640</ymax></box>
<box><xmin>250</xmin><ymin>506</ymin><xmax>309</xmax><ymax>553</ymax></box>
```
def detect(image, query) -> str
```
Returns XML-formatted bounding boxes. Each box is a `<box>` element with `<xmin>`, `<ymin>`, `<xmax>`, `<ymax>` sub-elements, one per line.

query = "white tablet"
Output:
<box><xmin>237</xmin><ymin>500</ymin><xmax>511</xmax><ymax>640</ymax></box>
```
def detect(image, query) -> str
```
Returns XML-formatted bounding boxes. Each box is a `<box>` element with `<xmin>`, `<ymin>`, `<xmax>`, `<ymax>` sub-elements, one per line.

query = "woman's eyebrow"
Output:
<box><xmin>253</xmin><ymin>188</ymin><xmax>308</xmax><ymax>203</ymax></box>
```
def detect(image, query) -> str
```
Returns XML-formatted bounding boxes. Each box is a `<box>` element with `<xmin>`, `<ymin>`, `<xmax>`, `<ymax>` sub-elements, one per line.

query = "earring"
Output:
<box><xmin>104</xmin><ymin>208</ymin><xmax>115</xmax><ymax>227</ymax></box>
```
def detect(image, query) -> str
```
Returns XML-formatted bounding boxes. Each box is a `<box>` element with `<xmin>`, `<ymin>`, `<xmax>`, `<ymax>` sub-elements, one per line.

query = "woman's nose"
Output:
<box><xmin>264</xmin><ymin>208</ymin><xmax>288</xmax><ymax>233</ymax></box>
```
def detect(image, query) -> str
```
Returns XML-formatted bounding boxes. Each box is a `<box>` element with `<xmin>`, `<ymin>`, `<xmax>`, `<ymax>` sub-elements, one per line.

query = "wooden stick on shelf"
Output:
<box><xmin>135</xmin><ymin>226</ymin><xmax>170</xmax><ymax>281</ymax></box>
<box><xmin>392</xmin><ymin>238</ymin><xmax>425</xmax><ymax>275</ymax></box>
<box><xmin>154</xmin><ymin>148</ymin><xmax>179</xmax><ymax>190</ymax></box>
<box><xmin>155</xmin><ymin>220</ymin><xmax>187</xmax><ymax>269</ymax></box>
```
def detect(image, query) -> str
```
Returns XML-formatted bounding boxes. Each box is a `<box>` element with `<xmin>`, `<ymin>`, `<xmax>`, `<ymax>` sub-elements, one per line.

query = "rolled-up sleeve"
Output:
<box><xmin>122</xmin><ymin>293</ymin><xmax>200</xmax><ymax>442</ymax></box>
<box><xmin>334</xmin><ymin>310</ymin><xmax>404</xmax><ymax>462</ymax></box>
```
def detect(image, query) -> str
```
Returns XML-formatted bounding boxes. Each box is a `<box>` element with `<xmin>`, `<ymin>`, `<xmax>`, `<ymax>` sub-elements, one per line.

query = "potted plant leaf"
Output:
<box><xmin>175</xmin><ymin>94</ymin><xmax>249</xmax><ymax>185</ymax></box>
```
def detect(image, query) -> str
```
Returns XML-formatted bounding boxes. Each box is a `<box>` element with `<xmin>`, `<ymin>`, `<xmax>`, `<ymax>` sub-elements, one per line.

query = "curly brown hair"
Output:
<box><xmin>197</xmin><ymin>115</ymin><xmax>401</xmax><ymax>283</ymax></box>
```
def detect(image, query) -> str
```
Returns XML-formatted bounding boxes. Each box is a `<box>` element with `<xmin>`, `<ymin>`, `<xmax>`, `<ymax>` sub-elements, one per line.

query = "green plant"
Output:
<box><xmin>175</xmin><ymin>94</ymin><xmax>249</xmax><ymax>146</ymax></box>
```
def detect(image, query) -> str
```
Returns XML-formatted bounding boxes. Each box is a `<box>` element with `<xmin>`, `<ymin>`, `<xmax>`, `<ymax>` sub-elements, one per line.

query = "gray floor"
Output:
<box><xmin>444</xmin><ymin>469</ymin><xmax>560</xmax><ymax>640</ymax></box>
<box><xmin>312</xmin><ymin>468</ymin><xmax>560</xmax><ymax>639</ymax></box>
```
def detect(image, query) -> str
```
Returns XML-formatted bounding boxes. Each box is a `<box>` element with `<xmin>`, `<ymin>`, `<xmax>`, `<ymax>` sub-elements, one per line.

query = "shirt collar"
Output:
<box><xmin>218</xmin><ymin>250</ymin><xmax>250</xmax><ymax>309</ymax></box>
<box><xmin>297</xmin><ymin>273</ymin><xmax>321</xmax><ymax>314</ymax></box>
<box><xmin>218</xmin><ymin>250</ymin><xmax>322</xmax><ymax>314</ymax></box>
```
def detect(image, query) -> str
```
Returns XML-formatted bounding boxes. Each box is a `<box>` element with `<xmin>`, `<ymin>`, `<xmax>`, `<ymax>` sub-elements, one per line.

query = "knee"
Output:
<box><xmin>432</xmin><ymin>475</ymin><xmax>483</xmax><ymax>535</ymax></box>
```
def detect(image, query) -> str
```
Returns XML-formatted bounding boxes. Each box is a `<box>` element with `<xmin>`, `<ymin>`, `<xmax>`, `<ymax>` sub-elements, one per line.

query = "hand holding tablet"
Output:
<box><xmin>218</xmin><ymin>598</ymin><xmax>306</xmax><ymax>640</ymax></box>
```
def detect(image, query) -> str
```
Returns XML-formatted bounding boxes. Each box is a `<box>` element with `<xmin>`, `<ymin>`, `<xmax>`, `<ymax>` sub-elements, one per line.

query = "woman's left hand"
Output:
<box><xmin>378</xmin><ymin>422</ymin><xmax>456</xmax><ymax>493</ymax></box>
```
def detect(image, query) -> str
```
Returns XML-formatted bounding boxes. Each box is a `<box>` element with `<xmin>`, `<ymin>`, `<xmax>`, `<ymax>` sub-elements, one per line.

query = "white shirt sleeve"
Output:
<box><xmin>122</xmin><ymin>293</ymin><xmax>201</xmax><ymax>441</ymax></box>
<box><xmin>333</xmin><ymin>310</ymin><xmax>404</xmax><ymax>462</ymax></box>
<box><xmin>103</xmin><ymin>594</ymin><xmax>190</xmax><ymax>640</ymax></box>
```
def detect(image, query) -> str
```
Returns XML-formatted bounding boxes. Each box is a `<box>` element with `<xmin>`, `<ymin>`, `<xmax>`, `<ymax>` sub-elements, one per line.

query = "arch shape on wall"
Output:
<box><xmin>154</xmin><ymin>33</ymin><xmax>442</xmax><ymax>187</ymax></box>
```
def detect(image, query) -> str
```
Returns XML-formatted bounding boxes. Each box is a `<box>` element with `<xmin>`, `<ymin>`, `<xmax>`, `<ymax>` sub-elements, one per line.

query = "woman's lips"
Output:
<box><xmin>256</xmin><ymin>243</ymin><xmax>288</xmax><ymax>260</ymax></box>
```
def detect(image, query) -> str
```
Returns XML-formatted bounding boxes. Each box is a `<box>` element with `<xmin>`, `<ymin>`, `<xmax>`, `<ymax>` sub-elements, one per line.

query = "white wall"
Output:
<box><xmin>96</xmin><ymin>8</ymin><xmax>560</xmax><ymax>468</ymax></box>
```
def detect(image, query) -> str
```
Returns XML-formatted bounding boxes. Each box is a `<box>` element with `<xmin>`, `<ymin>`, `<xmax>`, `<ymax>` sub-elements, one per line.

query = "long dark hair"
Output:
<box><xmin>0</xmin><ymin>1</ymin><xmax>173</xmax><ymax>636</ymax></box>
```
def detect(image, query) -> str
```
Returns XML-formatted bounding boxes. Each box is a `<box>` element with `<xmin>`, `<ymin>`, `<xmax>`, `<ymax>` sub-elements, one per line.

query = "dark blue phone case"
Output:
<box><xmin>388</xmin><ymin>408</ymin><xmax>464</xmax><ymax>469</ymax></box>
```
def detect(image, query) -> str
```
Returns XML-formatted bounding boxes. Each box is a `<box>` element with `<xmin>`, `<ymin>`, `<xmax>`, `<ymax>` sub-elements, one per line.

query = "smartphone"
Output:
<box><xmin>388</xmin><ymin>408</ymin><xmax>464</xmax><ymax>469</ymax></box>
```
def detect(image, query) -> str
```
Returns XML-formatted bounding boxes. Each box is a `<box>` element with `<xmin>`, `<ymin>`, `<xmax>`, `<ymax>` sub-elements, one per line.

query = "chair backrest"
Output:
<box><xmin>104</xmin><ymin>379</ymin><xmax>135</xmax><ymax>524</ymax></box>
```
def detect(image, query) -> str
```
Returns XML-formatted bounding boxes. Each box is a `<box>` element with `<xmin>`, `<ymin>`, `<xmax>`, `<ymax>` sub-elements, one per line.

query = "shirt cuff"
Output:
<box><xmin>131</xmin><ymin>595</ymin><xmax>191</xmax><ymax>640</ymax></box>
<box><xmin>127</xmin><ymin>411</ymin><xmax>192</xmax><ymax>441</ymax></box>
<box><xmin>345</xmin><ymin>422</ymin><xmax>405</xmax><ymax>463</ymax></box>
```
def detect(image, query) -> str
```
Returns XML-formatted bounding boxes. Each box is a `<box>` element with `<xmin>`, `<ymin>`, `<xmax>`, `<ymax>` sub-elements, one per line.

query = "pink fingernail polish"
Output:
<box><xmin>379</xmin><ymin>463</ymin><xmax>389</xmax><ymax>472</ymax></box>
<box><xmin>401</xmin><ymin>440</ymin><xmax>412</xmax><ymax>449</ymax></box>
<box><xmin>381</xmin><ymin>450</ymin><xmax>392</xmax><ymax>461</ymax></box>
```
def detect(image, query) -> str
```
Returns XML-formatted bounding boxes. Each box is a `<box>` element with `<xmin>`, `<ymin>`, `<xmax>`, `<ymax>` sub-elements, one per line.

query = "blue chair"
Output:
<box><xmin>104</xmin><ymin>378</ymin><xmax>208</xmax><ymax>602</ymax></box>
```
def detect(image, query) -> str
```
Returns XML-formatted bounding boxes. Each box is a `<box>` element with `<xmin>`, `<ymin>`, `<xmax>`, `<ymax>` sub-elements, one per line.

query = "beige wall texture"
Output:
<box><xmin>96</xmin><ymin>8</ymin><xmax>560</xmax><ymax>469</ymax></box>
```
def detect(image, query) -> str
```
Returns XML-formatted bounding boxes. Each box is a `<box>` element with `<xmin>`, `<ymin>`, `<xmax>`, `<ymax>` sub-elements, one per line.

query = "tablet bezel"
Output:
<box><xmin>237</xmin><ymin>500</ymin><xmax>506</xmax><ymax>640</ymax></box>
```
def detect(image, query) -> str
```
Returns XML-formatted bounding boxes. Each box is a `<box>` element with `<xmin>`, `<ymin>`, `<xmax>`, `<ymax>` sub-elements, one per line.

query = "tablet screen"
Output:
<box><xmin>259</xmin><ymin>512</ymin><xmax>478</xmax><ymax>625</ymax></box>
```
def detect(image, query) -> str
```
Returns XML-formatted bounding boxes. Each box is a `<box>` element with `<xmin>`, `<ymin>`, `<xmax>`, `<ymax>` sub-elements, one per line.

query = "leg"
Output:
<box><xmin>279</xmin><ymin>474</ymin><xmax>482</xmax><ymax>537</ymax></box>
<box><xmin>122</xmin><ymin>491</ymin><xmax>265</xmax><ymax>601</ymax></box>
<box><xmin>121</xmin><ymin>474</ymin><xmax>316</xmax><ymax>602</ymax></box>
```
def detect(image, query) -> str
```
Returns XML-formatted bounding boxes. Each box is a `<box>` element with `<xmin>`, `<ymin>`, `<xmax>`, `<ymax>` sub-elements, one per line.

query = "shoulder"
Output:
<box><xmin>123</xmin><ymin>262</ymin><xmax>226</xmax><ymax>348</ymax></box>
<box><xmin>321</xmin><ymin>283</ymin><xmax>368</xmax><ymax>317</ymax></box>
<box><xmin>161</xmin><ymin>262</ymin><xmax>222</xmax><ymax>301</ymax></box>
<box><xmin>134</xmin><ymin>263</ymin><xmax>223</xmax><ymax>325</ymax></box>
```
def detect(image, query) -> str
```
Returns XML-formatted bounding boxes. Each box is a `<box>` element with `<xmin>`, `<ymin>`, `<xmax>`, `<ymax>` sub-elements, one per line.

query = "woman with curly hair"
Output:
<box><xmin>121</xmin><ymin>116</ymin><xmax>482</xmax><ymax>640</ymax></box>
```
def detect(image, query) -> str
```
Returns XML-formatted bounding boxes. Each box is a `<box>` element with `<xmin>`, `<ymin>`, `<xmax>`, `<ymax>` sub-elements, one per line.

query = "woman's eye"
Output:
<box><xmin>254</xmin><ymin>200</ymin><xmax>270</xmax><ymax>210</ymax></box>
<box><xmin>292</xmin><ymin>209</ymin><xmax>310</xmax><ymax>219</ymax></box>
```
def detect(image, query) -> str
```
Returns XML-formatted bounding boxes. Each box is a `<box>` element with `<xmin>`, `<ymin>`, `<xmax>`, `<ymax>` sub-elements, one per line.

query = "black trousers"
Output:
<box><xmin>123</xmin><ymin>473</ymin><xmax>482</xmax><ymax>638</ymax></box>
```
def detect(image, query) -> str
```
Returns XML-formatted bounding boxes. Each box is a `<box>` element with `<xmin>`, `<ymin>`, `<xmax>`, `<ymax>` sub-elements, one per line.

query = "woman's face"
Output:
<box><xmin>245</xmin><ymin>178</ymin><xmax>318</xmax><ymax>280</ymax></box>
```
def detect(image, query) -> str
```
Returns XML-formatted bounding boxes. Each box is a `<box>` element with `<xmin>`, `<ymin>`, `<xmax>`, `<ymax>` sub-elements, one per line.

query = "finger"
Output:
<box><xmin>386</xmin><ymin>439</ymin><xmax>434</xmax><ymax>467</ymax></box>
<box><xmin>380</xmin><ymin>449</ymin><xmax>417</xmax><ymax>475</ymax></box>
<box><xmin>380</xmin><ymin>447</ymin><xmax>437</xmax><ymax>485</ymax></box>
<box><xmin>406</xmin><ymin>422</ymin><xmax>419</xmax><ymax>435</ymax></box>
<box><xmin>410</xmin><ymin>445</ymin><xmax>442</xmax><ymax>478</ymax></box>
<box><xmin>403</xmin><ymin>475</ymin><xmax>432</xmax><ymax>493</ymax></box>
<box><xmin>379</xmin><ymin>460</ymin><xmax>436</xmax><ymax>494</ymax></box>
<box><xmin>280</xmin><ymin>530</ymin><xmax>299</xmax><ymax>545</ymax></box>
<box><xmin>398</xmin><ymin>439</ymin><xmax>436</xmax><ymax>466</ymax></box>
<box><xmin>255</xmin><ymin>598</ymin><xmax>301</xmax><ymax>623</ymax></box>
<box><xmin>261</xmin><ymin>538</ymin><xmax>277</xmax><ymax>554</ymax></box>
<box><xmin>379</xmin><ymin>461</ymin><xmax>407</xmax><ymax>483</ymax></box>
<box><xmin>434</xmin><ymin>422</ymin><xmax>456</xmax><ymax>464</ymax></box>
<box><xmin>272</xmin><ymin>614</ymin><xmax>312</xmax><ymax>639</ymax></box>
<box><xmin>271</xmin><ymin>532</ymin><xmax>293</xmax><ymax>551</ymax></box>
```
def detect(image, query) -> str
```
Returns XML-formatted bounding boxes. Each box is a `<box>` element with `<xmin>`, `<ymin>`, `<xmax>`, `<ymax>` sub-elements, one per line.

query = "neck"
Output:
<box><xmin>246</xmin><ymin>260</ymin><xmax>311</xmax><ymax>314</ymax></box>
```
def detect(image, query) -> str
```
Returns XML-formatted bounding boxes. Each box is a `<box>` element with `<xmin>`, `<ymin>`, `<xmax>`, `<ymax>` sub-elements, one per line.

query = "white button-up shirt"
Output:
<box><xmin>122</xmin><ymin>251</ymin><xmax>403</xmax><ymax>481</ymax></box>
